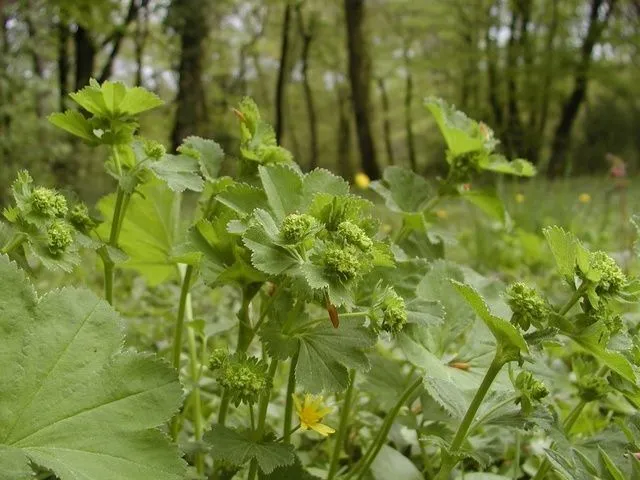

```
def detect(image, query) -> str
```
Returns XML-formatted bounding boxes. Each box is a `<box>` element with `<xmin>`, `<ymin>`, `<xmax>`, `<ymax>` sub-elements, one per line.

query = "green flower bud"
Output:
<box><xmin>447</xmin><ymin>151</ymin><xmax>481</xmax><ymax>183</ymax></box>
<box><xmin>506</xmin><ymin>282</ymin><xmax>551</xmax><ymax>331</ymax></box>
<box><xmin>217</xmin><ymin>356</ymin><xmax>268</xmax><ymax>406</ymax></box>
<box><xmin>583</xmin><ymin>251</ymin><xmax>626</xmax><ymax>295</ymax></box>
<box><xmin>577</xmin><ymin>374</ymin><xmax>609</xmax><ymax>402</ymax></box>
<box><xmin>68</xmin><ymin>203</ymin><xmax>94</xmax><ymax>232</ymax></box>
<box><xmin>177</xmin><ymin>144</ymin><xmax>201</xmax><ymax>159</ymax></box>
<box><xmin>514</xmin><ymin>370</ymin><xmax>549</xmax><ymax>414</ymax></box>
<box><xmin>337</xmin><ymin>221</ymin><xmax>373</xmax><ymax>252</ymax></box>
<box><xmin>323</xmin><ymin>245</ymin><xmax>361</xmax><ymax>282</ymax></box>
<box><xmin>209</xmin><ymin>348</ymin><xmax>229</xmax><ymax>370</ymax></box>
<box><xmin>143</xmin><ymin>140</ymin><xmax>166</xmax><ymax>160</ymax></box>
<box><xmin>46</xmin><ymin>220</ymin><xmax>73</xmax><ymax>255</ymax></box>
<box><xmin>381</xmin><ymin>289</ymin><xmax>407</xmax><ymax>334</ymax></box>
<box><xmin>280</xmin><ymin>213</ymin><xmax>318</xmax><ymax>244</ymax></box>
<box><xmin>31</xmin><ymin>187</ymin><xmax>68</xmax><ymax>218</ymax></box>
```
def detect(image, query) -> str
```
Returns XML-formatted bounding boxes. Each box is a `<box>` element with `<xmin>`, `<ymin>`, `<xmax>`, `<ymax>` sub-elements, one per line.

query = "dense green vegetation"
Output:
<box><xmin>2</xmin><ymin>1</ymin><xmax>640</xmax><ymax>479</ymax></box>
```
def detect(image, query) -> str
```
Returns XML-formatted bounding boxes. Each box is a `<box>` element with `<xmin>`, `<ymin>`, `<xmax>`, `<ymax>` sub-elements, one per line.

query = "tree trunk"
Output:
<box><xmin>57</xmin><ymin>22</ymin><xmax>69</xmax><ymax>111</ymax></box>
<box><xmin>336</xmin><ymin>85</ymin><xmax>353</xmax><ymax>179</ymax></box>
<box><xmin>274</xmin><ymin>3</ymin><xmax>292</xmax><ymax>144</ymax></box>
<box><xmin>343</xmin><ymin>0</ymin><xmax>380</xmax><ymax>179</ymax></box>
<box><xmin>134</xmin><ymin>0</ymin><xmax>150</xmax><ymax>87</ymax></box>
<box><xmin>403</xmin><ymin>48</ymin><xmax>416</xmax><ymax>171</ymax></box>
<box><xmin>74</xmin><ymin>25</ymin><xmax>95</xmax><ymax>90</ymax></box>
<box><xmin>485</xmin><ymin>6</ymin><xmax>503</xmax><ymax>131</ymax></box>
<box><xmin>376</xmin><ymin>77</ymin><xmax>394</xmax><ymax>166</ymax></box>
<box><xmin>170</xmin><ymin>0</ymin><xmax>209</xmax><ymax>150</ymax></box>
<box><xmin>98</xmin><ymin>0</ymin><xmax>139</xmax><ymax>83</ymax></box>
<box><xmin>24</xmin><ymin>11</ymin><xmax>45</xmax><ymax>117</ymax></box>
<box><xmin>547</xmin><ymin>0</ymin><xmax>616</xmax><ymax>177</ymax></box>
<box><xmin>504</xmin><ymin>6</ymin><xmax>525</xmax><ymax>157</ymax></box>
<box><xmin>295</xmin><ymin>5</ymin><xmax>319</xmax><ymax>170</ymax></box>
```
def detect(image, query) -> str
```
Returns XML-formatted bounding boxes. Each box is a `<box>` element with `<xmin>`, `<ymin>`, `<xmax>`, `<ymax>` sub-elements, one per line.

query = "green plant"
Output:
<box><xmin>2</xmin><ymin>82</ymin><xmax>639</xmax><ymax>480</ymax></box>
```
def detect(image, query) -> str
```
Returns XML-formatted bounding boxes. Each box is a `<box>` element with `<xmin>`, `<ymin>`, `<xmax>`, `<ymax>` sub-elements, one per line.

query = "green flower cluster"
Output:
<box><xmin>582</xmin><ymin>251</ymin><xmax>626</xmax><ymax>296</ymax></box>
<box><xmin>322</xmin><ymin>245</ymin><xmax>361</xmax><ymax>282</ymax></box>
<box><xmin>68</xmin><ymin>203</ymin><xmax>94</xmax><ymax>233</ymax></box>
<box><xmin>506</xmin><ymin>282</ymin><xmax>551</xmax><ymax>331</ymax></box>
<box><xmin>280</xmin><ymin>213</ymin><xmax>318</xmax><ymax>244</ymax></box>
<box><xmin>209</xmin><ymin>348</ymin><xmax>229</xmax><ymax>370</ymax></box>
<box><xmin>216</xmin><ymin>355</ymin><xmax>269</xmax><ymax>406</ymax></box>
<box><xmin>514</xmin><ymin>370</ymin><xmax>548</xmax><ymax>414</ymax></box>
<box><xmin>46</xmin><ymin>220</ymin><xmax>74</xmax><ymax>256</ymax></box>
<box><xmin>577</xmin><ymin>374</ymin><xmax>609</xmax><ymax>402</ymax></box>
<box><xmin>446</xmin><ymin>151</ymin><xmax>481</xmax><ymax>183</ymax></box>
<box><xmin>31</xmin><ymin>187</ymin><xmax>68</xmax><ymax>218</ymax></box>
<box><xmin>380</xmin><ymin>289</ymin><xmax>407</xmax><ymax>334</ymax></box>
<box><xmin>144</xmin><ymin>139</ymin><xmax>166</xmax><ymax>160</ymax></box>
<box><xmin>337</xmin><ymin>221</ymin><xmax>372</xmax><ymax>252</ymax></box>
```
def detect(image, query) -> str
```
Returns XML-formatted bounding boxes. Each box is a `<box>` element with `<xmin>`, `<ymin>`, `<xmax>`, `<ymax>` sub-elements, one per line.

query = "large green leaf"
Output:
<box><xmin>0</xmin><ymin>255</ymin><xmax>185</xmax><ymax>479</ymax></box>
<box><xmin>204</xmin><ymin>425</ymin><xmax>295</xmax><ymax>474</ymax></box>
<box><xmin>461</xmin><ymin>189</ymin><xmax>507</xmax><ymax>223</ymax></box>
<box><xmin>369</xmin><ymin>445</ymin><xmax>423</xmax><ymax>480</ymax></box>
<box><xmin>47</xmin><ymin>111</ymin><xmax>95</xmax><ymax>142</ymax></box>
<box><xmin>424</xmin><ymin>97</ymin><xmax>486</xmax><ymax>156</ymax></box>
<box><xmin>370</xmin><ymin>166</ymin><xmax>434</xmax><ymax>213</ymax></box>
<box><xmin>258</xmin><ymin>164</ymin><xmax>303</xmax><ymax>221</ymax></box>
<box><xmin>543</xmin><ymin>226</ymin><xmax>578</xmax><ymax>280</ymax></box>
<box><xmin>147</xmin><ymin>154</ymin><xmax>204</xmax><ymax>192</ymax></box>
<box><xmin>296</xmin><ymin>321</ymin><xmax>376</xmax><ymax>393</ymax></box>
<box><xmin>97</xmin><ymin>180</ymin><xmax>180</xmax><ymax>285</ymax></box>
<box><xmin>452</xmin><ymin>281</ymin><xmax>528</xmax><ymax>355</ymax></box>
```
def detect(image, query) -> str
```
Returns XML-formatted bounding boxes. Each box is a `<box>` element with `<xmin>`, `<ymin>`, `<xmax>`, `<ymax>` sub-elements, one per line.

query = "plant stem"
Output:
<box><xmin>172</xmin><ymin>264</ymin><xmax>194</xmax><ymax>369</ymax></box>
<box><xmin>283</xmin><ymin>348</ymin><xmax>300</xmax><ymax>444</ymax></box>
<box><xmin>103</xmin><ymin>186</ymin><xmax>127</xmax><ymax>305</ymax></box>
<box><xmin>348</xmin><ymin>376</ymin><xmax>422</xmax><ymax>480</ymax></box>
<box><xmin>328</xmin><ymin>369</ymin><xmax>356</xmax><ymax>480</ymax></box>
<box><xmin>247</xmin><ymin>359</ymin><xmax>279</xmax><ymax>480</ymax></box>
<box><xmin>0</xmin><ymin>232</ymin><xmax>26</xmax><ymax>255</ymax></box>
<box><xmin>558</xmin><ymin>283</ymin><xmax>586</xmax><ymax>316</ymax></box>
<box><xmin>435</xmin><ymin>353</ymin><xmax>505</xmax><ymax>480</ymax></box>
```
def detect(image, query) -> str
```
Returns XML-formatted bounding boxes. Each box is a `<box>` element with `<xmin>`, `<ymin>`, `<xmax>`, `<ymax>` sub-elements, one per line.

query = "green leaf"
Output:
<box><xmin>180</xmin><ymin>136</ymin><xmax>225</xmax><ymax>180</ymax></box>
<box><xmin>370</xmin><ymin>166</ymin><xmax>434</xmax><ymax>213</ymax></box>
<box><xmin>423</xmin><ymin>377</ymin><xmax>467</xmax><ymax>419</ymax></box>
<box><xmin>243</xmin><ymin>210</ymin><xmax>300</xmax><ymax>275</ymax></box>
<box><xmin>461</xmin><ymin>189</ymin><xmax>507</xmax><ymax>223</ymax></box>
<box><xmin>204</xmin><ymin>425</ymin><xmax>295</xmax><ymax>474</ymax></box>
<box><xmin>0</xmin><ymin>446</ymin><xmax>32</xmax><ymax>480</ymax></box>
<box><xmin>0</xmin><ymin>255</ymin><xmax>185</xmax><ymax>480</ymax></box>
<box><xmin>369</xmin><ymin>445</ymin><xmax>423</xmax><ymax>480</ymax></box>
<box><xmin>543</xmin><ymin>226</ymin><xmax>577</xmax><ymax>280</ymax></box>
<box><xmin>217</xmin><ymin>183</ymin><xmax>268</xmax><ymax>217</ymax></box>
<box><xmin>147</xmin><ymin>154</ymin><xmax>204</xmax><ymax>192</ymax></box>
<box><xmin>117</xmin><ymin>86</ymin><xmax>164</xmax><ymax>116</ymax></box>
<box><xmin>97</xmin><ymin>180</ymin><xmax>180</xmax><ymax>285</ymax></box>
<box><xmin>48</xmin><ymin>111</ymin><xmax>96</xmax><ymax>141</ymax></box>
<box><xmin>452</xmin><ymin>281</ymin><xmax>528</xmax><ymax>354</ymax></box>
<box><xmin>296</xmin><ymin>321</ymin><xmax>376</xmax><ymax>393</ymax></box>
<box><xmin>424</xmin><ymin>97</ymin><xmax>486</xmax><ymax>156</ymax></box>
<box><xmin>481</xmin><ymin>154</ymin><xmax>536</xmax><ymax>177</ymax></box>
<box><xmin>258</xmin><ymin>456</ymin><xmax>321</xmax><ymax>480</ymax></box>
<box><xmin>598</xmin><ymin>447</ymin><xmax>626</xmax><ymax>480</ymax></box>
<box><xmin>301</xmin><ymin>169</ymin><xmax>349</xmax><ymax>209</ymax></box>
<box><xmin>258</xmin><ymin>164</ymin><xmax>303</xmax><ymax>221</ymax></box>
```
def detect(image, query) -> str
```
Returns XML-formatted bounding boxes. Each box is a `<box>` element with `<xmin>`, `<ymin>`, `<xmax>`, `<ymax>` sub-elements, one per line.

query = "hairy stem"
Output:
<box><xmin>435</xmin><ymin>353</ymin><xmax>505</xmax><ymax>480</ymax></box>
<box><xmin>348</xmin><ymin>376</ymin><xmax>422</xmax><ymax>480</ymax></box>
<box><xmin>247</xmin><ymin>359</ymin><xmax>279</xmax><ymax>480</ymax></box>
<box><xmin>0</xmin><ymin>232</ymin><xmax>26</xmax><ymax>255</ymax></box>
<box><xmin>172</xmin><ymin>264</ymin><xmax>194</xmax><ymax>369</ymax></box>
<box><xmin>328</xmin><ymin>369</ymin><xmax>356</xmax><ymax>480</ymax></box>
<box><xmin>558</xmin><ymin>283</ymin><xmax>586</xmax><ymax>316</ymax></box>
<box><xmin>283</xmin><ymin>347</ymin><xmax>300</xmax><ymax>444</ymax></box>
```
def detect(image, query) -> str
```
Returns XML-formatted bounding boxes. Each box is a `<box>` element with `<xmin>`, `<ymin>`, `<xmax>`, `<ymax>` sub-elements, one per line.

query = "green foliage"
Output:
<box><xmin>0</xmin><ymin>255</ymin><xmax>185</xmax><ymax>479</ymax></box>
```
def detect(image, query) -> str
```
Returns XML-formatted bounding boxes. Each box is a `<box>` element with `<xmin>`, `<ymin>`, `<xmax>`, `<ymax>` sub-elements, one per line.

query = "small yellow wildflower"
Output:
<box><xmin>578</xmin><ymin>193</ymin><xmax>591</xmax><ymax>204</ymax></box>
<box><xmin>515</xmin><ymin>193</ymin><xmax>525</xmax><ymax>204</ymax></box>
<box><xmin>354</xmin><ymin>172</ymin><xmax>370</xmax><ymax>189</ymax></box>
<box><xmin>435</xmin><ymin>209</ymin><xmax>448</xmax><ymax>219</ymax></box>
<box><xmin>381</xmin><ymin>223</ymin><xmax>392</xmax><ymax>234</ymax></box>
<box><xmin>293</xmin><ymin>393</ymin><xmax>335</xmax><ymax>436</ymax></box>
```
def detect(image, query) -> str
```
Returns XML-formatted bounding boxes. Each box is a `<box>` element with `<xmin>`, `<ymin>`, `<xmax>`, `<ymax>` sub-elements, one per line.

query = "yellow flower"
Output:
<box><xmin>354</xmin><ymin>172</ymin><xmax>370</xmax><ymax>189</ymax></box>
<box><xmin>435</xmin><ymin>209</ymin><xmax>448</xmax><ymax>219</ymax></box>
<box><xmin>381</xmin><ymin>223</ymin><xmax>392</xmax><ymax>234</ymax></box>
<box><xmin>578</xmin><ymin>193</ymin><xmax>591</xmax><ymax>204</ymax></box>
<box><xmin>515</xmin><ymin>193</ymin><xmax>525</xmax><ymax>204</ymax></box>
<box><xmin>293</xmin><ymin>393</ymin><xmax>335</xmax><ymax>436</ymax></box>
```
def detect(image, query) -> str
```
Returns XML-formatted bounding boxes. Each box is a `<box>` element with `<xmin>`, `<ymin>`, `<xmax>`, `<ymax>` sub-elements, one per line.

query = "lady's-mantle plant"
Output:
<box><xmin>2</xmin><ymin>79</ymin><xmax>639</xmax><ymax>480</ymax></box>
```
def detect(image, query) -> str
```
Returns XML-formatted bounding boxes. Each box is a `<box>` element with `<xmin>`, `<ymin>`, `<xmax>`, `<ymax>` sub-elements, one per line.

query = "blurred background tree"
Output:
<box><xmin>1</xmin><ymin>0</ymin><xmax>639</xmax><ymax>201</ymax></box>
